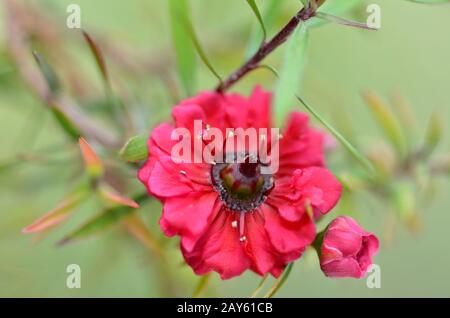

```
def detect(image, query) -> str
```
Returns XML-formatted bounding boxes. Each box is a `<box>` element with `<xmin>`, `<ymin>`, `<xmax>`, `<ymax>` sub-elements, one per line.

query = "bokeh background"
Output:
<box><xmin>1</xmin><ymin>0</ymin><xmax>449</xmax><ymax>297</ymax></box>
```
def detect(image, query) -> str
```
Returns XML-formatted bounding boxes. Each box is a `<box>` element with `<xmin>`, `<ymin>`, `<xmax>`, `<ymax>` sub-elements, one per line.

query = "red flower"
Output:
<box><xmin>319</xmin><ymin>216</ymin><xmax>379</xmax><ymax>278</ymax></box>
<box><xmin>138</xmin><ymin>87</ymin><xmax>342</xmax><ymax>279</ymax></box>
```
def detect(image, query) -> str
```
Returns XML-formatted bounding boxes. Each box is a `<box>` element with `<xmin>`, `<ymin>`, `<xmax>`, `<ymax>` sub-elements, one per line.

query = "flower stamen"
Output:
<box><xmin>211</xmin><ymin>153</ymin><xmax>274</xmax><ymax>212</ymax></box>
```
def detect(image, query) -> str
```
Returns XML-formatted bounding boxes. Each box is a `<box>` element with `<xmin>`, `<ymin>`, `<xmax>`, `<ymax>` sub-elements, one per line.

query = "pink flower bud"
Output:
<box><xmin>319</xmin><ymin>216</ymin><xmax>379</xmax><ymax>278</ymax></box>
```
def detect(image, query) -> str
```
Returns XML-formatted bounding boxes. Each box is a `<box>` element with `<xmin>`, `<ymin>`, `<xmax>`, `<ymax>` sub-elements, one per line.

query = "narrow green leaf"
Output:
<box><xmin>257</xmin><ymin>64</ymin><xmax>279</xmax><ymax>77</ymax></box>
<box><xmin>363</xmin><ymin>92</ymin><xmax>407</xmax><ymax>157</ymax></box>
<box><xmin>50</xmin><ymin>108</ymin><xmax>80</xmax><ymax>140</ymax></box>
<box><xmin>79</xmin><ymin>137</ymin><xmax>104</xmax><ymax>177</ymax></box>
<box><xmin>32</xmin><ymin>51</ymin><xmax>60</xmax><ymax>95</ymax></box>
<box><xmin>256</xmin><ymin>64</ymin><xmax>374</xmax><ymax>174</ymax></box>
<box><xmin>182</xmin><ymin>13</ymin><xmax>222</xmax><ymax>84</ymax></box>
<box><xmin>245</xmin><ymin>0</ymin><xmax>282</xmax><ymax>58</ymax></box>
<box><xmin>122</xmin><ymin>214</ymin><xmax>166</xmax><ymax>260</ymax></box>
<box><xmin>246</xmin><ymin>0</ymin><xmax>267</xmax><ymax>42</ymax></box>
<box><xmin>33</xmin><ymin>52</ymin><xmax>82</xmax><ymax>139</ymax></box>
<box><xmin>82</xmin><ymin>31</ymin><xmax>125</xmax><ymax>127</ymax></box>
<box><xmin>169</xmin><ymin>0</ymin><xmax>197</xmax><ymax>97</ymax></box>
<box><xmin>58</xmin><ymin>193</ymin><xmax>148</xmax><ymax>245</ymax></box>
<box><xmin>390</xmin><ymin>181</ymin><xmax>419</xmax><ymax>231</ymax></box>
<box><xmin>274</xmin><ymin>22</ymin><xmax>309</xmax><ymax>126</ymax></box>
<box><xmin>119</xmin><ymin>134</ymin><xmax>148</xmax><ymax>162</ymax></box>
<box><xmin>315</xmin><ymin>12</ymin><xmax>378</xmax><ymax>30</ymax></box>
<box><xmin>391</xmin><ymin>93</ymin><xmax>416</xmax><ymax>144</ymax></box>
<box><xmin>423</xmin><ymin>112</ymin><xmax>443</xmax><ymax>157</ymax></box>
<box><xmin>307</xmin><ymin>0</ymin><xmax>363</xmax><ymax>28</ymax></box>
<box><xmin>82</xmin><ymin>31</ymin><xmax>109</xmax><ymax>85</ymax></box>
<box><xmin>22</xmin><ymin>191</ymin><xmax>86</xmax><ymax>234</ymax></box>
<box><xmin>296</xmin><ymin>95</ymin><xmax>375</xmax><ymax>174</ymax></box>
<box><xmin>100</xmin><ymin>184</ymin><xmax>140</xmax><ymax>208</ymax></box>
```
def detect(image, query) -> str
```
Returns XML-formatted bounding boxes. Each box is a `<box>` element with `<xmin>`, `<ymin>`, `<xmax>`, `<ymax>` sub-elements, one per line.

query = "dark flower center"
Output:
<box><xmin>211</xmin><ymin>154</ymin><xmax>274</xmax><ymax>212</ymax></box>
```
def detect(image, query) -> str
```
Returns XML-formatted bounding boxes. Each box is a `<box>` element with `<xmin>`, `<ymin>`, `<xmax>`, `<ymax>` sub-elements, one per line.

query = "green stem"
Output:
<box><xmin>250</xmin><ymin>274</ymin><xmax>269</xmax><ymax>298</ymax></box>
<box><xmin>263</xmin><ymin>263</ymin><xmax>294</xmax><ymax>298</ymax></box>
<box><xmin>192</xmin><ymin>274</ymin><xmax>211</xmax><ymax>298</ymax></box>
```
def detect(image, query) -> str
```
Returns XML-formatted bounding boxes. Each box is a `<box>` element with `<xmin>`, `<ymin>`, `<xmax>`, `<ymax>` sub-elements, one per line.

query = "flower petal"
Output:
<box><xmin>293</xmin><ymin>167</ymin><xmax>342</xmax><ymax>215</ymax></box>
<box><xmin>161</xmin><ymin>191</ymin><xmax>219</xmax><ymax>251</ymax></box>
<box><xmin>321</xmin><ymin>258</ymin><xmax>364</xmax><ymax>278</ymax></box>
<box><xmin>244</xmin><ymin>212</ymin><xmax>279</xmax><ymax>276</ymax></box>
<box><xmin>323</xmin><ymin>227</ymin><xmax>362</xmax><ymax>257</ymax></box>
<box><xmin>182</xmin><ymin>210</ymin><xmax>251</xmax><ymax>279</ymax></box>
<box><xmin>172</xmin><ymin>104</ymin><xmax>206</xmax><ymax>136</ymax></box>
<box><xmin>179</xmin><ymin>91</ymin><xmax>228</xmax><ymax>131</ymax></box>
<box><xmin>277</xmin><ymin>112</ymin><xmax>325</xmax><ymax>177</ymax></box>
<box><xmin>356</xmin><ymin>235</ymin><xmax>380</xmax><ymax>272</ymax></box>
<box><xmin>263</xmin><ymin>204</ymin><xmax>316</xmax><ymax>256</ymax></box>
<box><xmin>147</xmin><ymin>158</ymin><xmax>193</xmax><ymax>197</ymax></box>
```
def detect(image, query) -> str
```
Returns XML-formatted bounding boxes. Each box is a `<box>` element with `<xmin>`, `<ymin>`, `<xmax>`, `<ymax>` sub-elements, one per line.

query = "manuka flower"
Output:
<box><xmin>138</xmin><ymin>87</ymin><xmax>342</xmax><ymax>279</ymax></box>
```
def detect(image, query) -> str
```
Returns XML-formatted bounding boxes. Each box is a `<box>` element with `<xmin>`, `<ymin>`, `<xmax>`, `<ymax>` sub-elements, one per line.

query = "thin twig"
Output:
<box><xmin>4</xmin><ymin>0</ymin><xmax>119</xmax><ymax>147</ymax></box>
<box><xmin>216</xmin><ymin>0</ymin><xmax>325</xmax><ymax>93</ymax></box>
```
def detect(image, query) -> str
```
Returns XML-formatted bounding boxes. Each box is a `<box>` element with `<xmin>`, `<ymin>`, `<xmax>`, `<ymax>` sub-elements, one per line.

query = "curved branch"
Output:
<box><xmin>216</xmin><ymin>1</ymin><xmax>324</xmax><ymax>93</ymax></box>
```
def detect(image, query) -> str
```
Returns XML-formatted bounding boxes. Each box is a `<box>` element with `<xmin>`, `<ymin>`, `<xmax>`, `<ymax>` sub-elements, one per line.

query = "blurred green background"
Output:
<box><xmin>1</xmin><ymin>0</ymin><xmax>449</xmax><ymax>297</ymax></box>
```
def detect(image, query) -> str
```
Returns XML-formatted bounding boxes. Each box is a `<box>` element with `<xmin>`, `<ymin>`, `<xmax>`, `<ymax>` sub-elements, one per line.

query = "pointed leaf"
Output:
<box><xmin>363</xmin><ymin>91</ymin><xmax>407</xmax><ymax>157</ymax></box>
<box><xmin>315</xmin><ymin>12</ymin><xmax>378</xmax><ymax>30</ymax></box>
<box><xmin>296</xmin><ymin>95</ymin><xmax>375</xmax><ymax>174</ymax></box>
<box><xmin>33</xmin><ymin>52</ymin><xmax>81</xmax><ymax>140</ymax></box>
<box><xmin>390</xmin><ymin>181</ymin><xmax>420</xmax><ymax>231</ymax></box>
<box><xmin>256</xmin><ymin>64</ymin><xmax>374</xmax><ymax>174</ymax></box>
<box><xmin>32</xmin><ymin>51</ymin><xmax>60</xmax><ymax>95</ymax></box>
<box><xmin>246</xmin><ymin>0</ymin><xmax>267</xmax><ymax>41</ymax></box>
<box><xmin>58</xmin><ymin>193</ymin><xmax>148</xmax><ymax>245</ymax></box>
<box><xmin>423</xmin><ymin>112</ymin><xmax>443</xmax><ymax>157</ymax></box>
<box><xmin>122</xmin><ymin>214</ymin><xmax>165</xmax><ymax>259</ymax></box>
<box><xmin>245</xmin><ymin>0</ymin><xmax>283</xmax><ymax>58</ymax></box>
<box><xmin>50</xmin><ymin>108</ymin><xmax>81</xmax><ymax>140</ymax></box>
<box><xmin>100</xmin><ymin>185</ymin><xmax>140</xmax><ymax>208</ymax></box>
<box><xmin>274</xmin><ymin>22</ymin><xmax>309</xmax><ymax>125</ymax></box>
<box><xmin>169</xmin><ymin>0</ymin><xmax>197</xmax><ymax>97</ymax></box>
<box><xmin>119</xmin><ymin>134</ymin><xmax>148</xmax><ymax>162</ymax></box>
<box><xmin>307</xmin><ymin>0</ymin><xmax>363</xmax><ymax>28</ymax></box>
<box><xmin>79</xmin><ymin>137</ymin><xmax>103</xmax><ymax>177</ymax></box>
<box><xmin>391</xmin><ymin>93</ymin><xmax>416</xmax><ymax>141</ymax></box>
<box><xmin>22</xmin><ymin>192</ymin><xmax>85</xmax><ymax>234</ymax></box>
<box><xmin>82</xmin><ymin>31</ymin><xmax>109</xmax><ymax>85</ymax></box>
<box><xmin>182</xmin><ymin>11</ymin><xmax>222</xmax><ymax>83</ymax></box>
